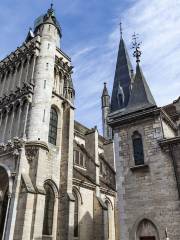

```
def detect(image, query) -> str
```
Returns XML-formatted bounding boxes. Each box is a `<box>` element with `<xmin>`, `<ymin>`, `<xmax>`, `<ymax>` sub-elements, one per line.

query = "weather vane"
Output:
<box><xmin>132</xmin><ymin>32</ymin><xmax>142</xmax><ymax>63</ymax></box>
<box><xmin>119</xmin><ymin>22</ymin><xmax>123</xmax><ymax>38</ymax></box>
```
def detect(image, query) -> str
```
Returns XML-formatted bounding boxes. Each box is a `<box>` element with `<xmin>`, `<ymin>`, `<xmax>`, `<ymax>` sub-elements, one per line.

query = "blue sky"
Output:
<box><xmin>0</xmin><ymin>0</ymin><xmax>180</xmax><ymax>133</ymax></box>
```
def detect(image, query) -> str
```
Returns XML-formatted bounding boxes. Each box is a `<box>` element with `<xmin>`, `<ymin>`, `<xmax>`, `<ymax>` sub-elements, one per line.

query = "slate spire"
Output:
<box><xmin>126</xmin><ymin>63</ymin><xmax>156</xmax><ymax>112</ymax></box>
<box><xmin>111</xmin><ymin>32</ymin><xmax>133</xmax><ymax>112</ymax></box>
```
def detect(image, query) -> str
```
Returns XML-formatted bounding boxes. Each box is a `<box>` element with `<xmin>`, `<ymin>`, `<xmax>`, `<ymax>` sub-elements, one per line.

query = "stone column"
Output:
<box><xmin>24</xmin><ymin>56</ymin><xmax>30</xmax><ymax>84</ymax></box>
<box><xmin>9</xmin><ymin>105</ymin><xmax>15</xmax><ymax>139</ymax></box>
<box><xmin>0</xmin><ymin>111</ymin><xmax>2</xmax><ymax>130</ymax></box>
<box><xmin>16</xmin><ymin>102</ymin><xmax>23</xmax><ymax>137</ymax></box>
<box><xmin>0</xmin><ymin>72</ymin><xmax>7</xmax><ymax>98</ymax></box>
<box><xmin>7</xmin><ymin>69</ymin><xmax>14</xmax><ymax>94</ymax></box>
<box><xmin>12</xmin><ymin>68</ymin><xmax>18</xmax><ymax>92</ymax></box>
<box><xmin>29</xmin><ymin>55</ymin><xmax>36</xmax><ymax>85</ymax></box>
<box><xmin>2</xmin><ymin>108</ymin><xmax>9</xmax><ymax>143</ymax></box>
<box><xmin>17</xmin><ymin>61</ymin><xmax>24</xmax><ymax>88</ymax></box>
<box><xmin>58</xmin><ymin>105</ymin><xmax>75</xmax><ymax>240</ymax></box>
<box><xmin>2</xmin><ymin>193</ymin><xmax>11</xmax><ymax>240</ymax></box>
<box><xmin>22</xmin><ymin>101</ymin><xmax>30</xmax><ymax>139</ymax></box>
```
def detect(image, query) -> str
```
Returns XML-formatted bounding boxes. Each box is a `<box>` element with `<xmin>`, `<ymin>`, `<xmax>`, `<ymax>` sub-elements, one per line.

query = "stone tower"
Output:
<box><xmin>28</xmin><ymin>5</ymin><xmax>62</xmax><ymax>142</ymax></box>
<box><xmin>109</xmin><ymin>36</ymin><xmax>180</xmax><ymax>240</ymax></box>
<box><xmin>101</xmin><ymin>82</ymin><xmax>112</xmax><ymax>139</ymax></box>
<box><xmin>0</xmin><ymin>5</ymin><xmax>117</xmax><ymax>240</ymax></box>
<box><xmin>0</xmin><ymin>5</ymin><xmax>75</xmax><ymax>240</ymax></box>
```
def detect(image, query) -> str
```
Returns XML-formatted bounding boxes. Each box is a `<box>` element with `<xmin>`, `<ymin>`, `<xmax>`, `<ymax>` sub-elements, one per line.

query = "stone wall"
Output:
<box><xmin>115</xmin><ymin>115</ymin><xmax>180</xmax><ymax>240</ymax></box>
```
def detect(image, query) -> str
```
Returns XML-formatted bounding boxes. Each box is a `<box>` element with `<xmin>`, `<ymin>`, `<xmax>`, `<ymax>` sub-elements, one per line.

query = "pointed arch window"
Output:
<box><xmin>48</xmin><ymin>107</ymin><xmax>58</xmax><ymax>145</ymax></box>
<box><xmin>42</xmin><ymin>183</ymin><xmax>55</xmax><ymax>236</ymax></box>
<box><xmin>105</xmin><ymin>200</ymin><xmax>110</xmax><ymax>238</ymax></box>
<box><xmin>132</xmin><ymin>131</ymin><xmax>144</xmax><ymax>166</ymax></box>
<box><xmin>0</xmin><ymin>166</ymin><xmax>9</xmax><ymax>239</ymax></box>
<box><xmin>73</xmin><ymin>190</ymin><xmax>79</xmax><ymax>238</ymax></box>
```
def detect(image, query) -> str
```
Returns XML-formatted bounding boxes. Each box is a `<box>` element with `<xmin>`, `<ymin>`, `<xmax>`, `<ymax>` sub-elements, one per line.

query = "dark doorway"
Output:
<box><xmin>0</xmin><ymin>190</ymin><xmax>8</xmax><ymax>239</ymax></box>
<box><xmin>140</xmin><ymin>237</ymin><xmax>156</xmax><ymax>240</ymax></box>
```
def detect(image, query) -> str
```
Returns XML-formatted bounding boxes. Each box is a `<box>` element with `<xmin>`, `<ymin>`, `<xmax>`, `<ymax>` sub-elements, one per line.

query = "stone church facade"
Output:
<box><xmin>0</xmin><ymin>6</ymin><xmax>117</xmax><ymax>240</ymax></box>
<box><xmin>102</xmin><ymin>30</ymin><xmax>180</xmax><ymax>239</ymax></box>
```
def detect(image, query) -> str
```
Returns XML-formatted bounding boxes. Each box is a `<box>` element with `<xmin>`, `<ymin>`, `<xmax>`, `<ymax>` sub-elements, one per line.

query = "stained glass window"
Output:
<box><xmin>48</xmin><ymin>107</ymin><xmax>58</xmax><ymax>145</ymax></box>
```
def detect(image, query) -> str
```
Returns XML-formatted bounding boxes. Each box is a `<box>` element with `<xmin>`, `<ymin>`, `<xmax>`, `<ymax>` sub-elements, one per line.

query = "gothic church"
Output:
<box><xmin>0</xmin><ymin>6</ymin><xmax>116</xmax><ymax>240</ymax></box>
<box><xmin>0</xmin><ymin>4</ymin><xmax>180</xmax><ymax>240</ymax></box>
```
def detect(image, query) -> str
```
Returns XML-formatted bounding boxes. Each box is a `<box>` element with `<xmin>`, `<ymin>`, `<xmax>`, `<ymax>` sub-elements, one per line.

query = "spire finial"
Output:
<box><xmin>119</xmin><ymin>22</ymin><xmax>123</xmax><ymax>38</ymax></box>
<box><xmin>132</xmin><ymin>32</ymin><xmax>142</xmax><ymax>63</ymax></box>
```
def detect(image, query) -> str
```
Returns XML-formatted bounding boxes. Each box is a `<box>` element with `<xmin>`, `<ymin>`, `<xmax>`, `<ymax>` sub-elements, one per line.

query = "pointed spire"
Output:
<box><xmin>102</xmin><ymin>82</ymin><xmax>109</xmax><ymax>97</ymax></box>
<box><xmin>120</xmin><ymin>22</ymin><xmax>123</xmax><ymax>39</ymax></box>
<box><xmin>25</xmin><ymin>28</ymin><xmax>35</xmax><ymax>43</ymax></box>
<box><xmin>102</xmin><ymin>82</ymin><xmax>110</xmax><ymax>108</ymax></box>
<box><xmin>126</xmin><ymin>63</ymin><xmax>156</xmax><ymax>112</ymax></box>
<box><xmin>111</xmin><ymin>33</ymin><xmax>133</xmax><ymax>112</ymax></box>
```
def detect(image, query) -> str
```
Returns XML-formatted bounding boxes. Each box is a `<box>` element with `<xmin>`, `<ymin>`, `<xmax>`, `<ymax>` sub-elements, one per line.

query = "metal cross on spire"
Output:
<box><xmin>132</xmin><ymin>32</ymin><xmax>142</xmax><ymax>63</ymax></box>
<box><xmin>119</xmin><ymin>22</ymin><xmax>123</xmax><ymax>38</ymax></box>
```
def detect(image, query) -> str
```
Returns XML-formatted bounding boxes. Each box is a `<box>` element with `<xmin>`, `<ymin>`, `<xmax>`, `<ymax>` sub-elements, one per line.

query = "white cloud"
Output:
<box><xmin>73</xmin><ymin>0</ymin><xmax>180</xmax><ymax>133</ymax></box>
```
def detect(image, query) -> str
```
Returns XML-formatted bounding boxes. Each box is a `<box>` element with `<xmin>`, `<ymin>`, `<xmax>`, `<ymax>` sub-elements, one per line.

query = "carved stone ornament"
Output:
<box><xmin>0</xmin><ymin>138</ymin><xmax>24</xmax><ymax>154</ymax></box>
<box><xmin>25</xmin><ymin>146</ymin><xmax>39</xmax><ymax>163</ymax></box>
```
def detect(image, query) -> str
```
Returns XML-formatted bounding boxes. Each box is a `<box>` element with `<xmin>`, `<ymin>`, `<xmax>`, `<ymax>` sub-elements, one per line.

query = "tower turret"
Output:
<box><xmin>111</xmin><ymin>27</ymin><xmax>133</xmax><ymax>112</ymax></box>
<box><xmin>28</xmin><ymin>5</ymin><xmax>61</xmax><ymax>142</ymax></box>
<box><xmin>34</xmin><ymin>4</ymin><xmax>62</xmax><ymax>48</ymax></box>
<box><xmin>101</xmin><ymin>82</ymin><xmax>112</xmax><ymax>139</ymax></box>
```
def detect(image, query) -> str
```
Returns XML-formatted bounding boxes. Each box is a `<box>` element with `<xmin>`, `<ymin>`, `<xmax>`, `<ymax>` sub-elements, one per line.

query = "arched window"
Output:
<box><xmin>105</xmin><ymin>200</ymin><xmax>110</xmax><ymax>239</ymax></box>
<box><xmin>0</xmin><ymin>166</ymin><xmax>9</xmax><ymax>239</ymax></box>
<box><xmin>136</xmin><ymin>219</ymin><xmax>159</xmax><ymax>240</ymax></box>
<box><xmin>48</xmin><ymin>107</ymin><xmax>58</xmax><ymax>145</ymax></box>
<box><xmin>132</xmin><ymin>131</ymin><xmax>144</xmax><ymax>166</ymax></box>
<box><xmin>42</xmin><ymin>183</ymin><xmax>55</xmax><ymax>236</ymax></box>
<box><xmin>73</xmin><ymin>190</ymin><xmax>79</xmax><ymax>238</ymax></box>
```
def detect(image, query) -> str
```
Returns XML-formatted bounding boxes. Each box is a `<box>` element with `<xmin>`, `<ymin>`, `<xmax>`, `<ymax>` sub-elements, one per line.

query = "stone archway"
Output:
<box><xmin>136</xmin><ymin>219</ymin><xmax>159</xmax><ymax>240</ymax></box>
<box><xmin>0</xmin><ymin>166</ymin><xmax>9</xmax><ymax>239</ymax></box>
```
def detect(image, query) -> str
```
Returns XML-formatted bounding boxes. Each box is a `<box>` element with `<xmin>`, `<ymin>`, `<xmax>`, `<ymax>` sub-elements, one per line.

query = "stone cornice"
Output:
<box><xmin>108</xmin><ymin>106</ymin><xmax>160</xmax><ymax>128</ymax></box>
<box><xmin>159</xmin><ymin>136</ymin><xmax>180</xmax><ymax>148</ymax></box>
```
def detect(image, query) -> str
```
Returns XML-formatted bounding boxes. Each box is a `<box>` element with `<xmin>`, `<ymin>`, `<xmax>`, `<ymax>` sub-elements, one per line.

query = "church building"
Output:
<box><xmin>0</xmin><ymin>6</ymin><xmax>117</xmax><ymax>240</ymax></box>
<box><xmin>102</xmin><ymin>27</ymin><xmax>180</xmax><ymax>240</ymax></box>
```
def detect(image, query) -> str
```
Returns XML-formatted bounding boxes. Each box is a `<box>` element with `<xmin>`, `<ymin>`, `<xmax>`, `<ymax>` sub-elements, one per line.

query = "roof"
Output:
<box><xmin>74</xmin><ymin>121</ymin><xmax>106</xmax><ymax>144</ymax></box>
<box><xmin>34</xmin><ymin>5</ymin><xmax>62</xmax><ymax>36</ymax></box>
<box><xmin>163</xmin><ymin>102</ymin><xmax>179</xmax><ymax>122</ymax></box>
<box><xmin>102</xmin><ymin>83</ymin><xmax>109</xmax><ymax>97</ymax></box>
<box><xmin>111</xmin><ymin>37</ymin><xmax>133</xmax><ymax>112</ymax></box>
<box><xmin>123</xmin><ymin>63</ymin><xmax>156</xmax><ymax>114</ymax></box>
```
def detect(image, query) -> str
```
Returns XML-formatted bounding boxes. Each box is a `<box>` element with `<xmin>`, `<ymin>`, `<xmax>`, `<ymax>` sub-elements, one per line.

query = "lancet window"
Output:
<box><xmin>42</xmin><ymin>183</ymin><xmax>55</xmax><ymax>236</ymax></box>
<box><xmin>73</xmin><ymin>190</ymin><xmax>79</xmax><ymax>238</ymax></box>
<box><xmin>132</xmin><ymin>131</ymin><xmax>144</xmax><ymax>165</ymax></box>
<box><xmin>48</xmin><ymin>107</ymin><xmax>58</xmax><ymax>145</ymax></box>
